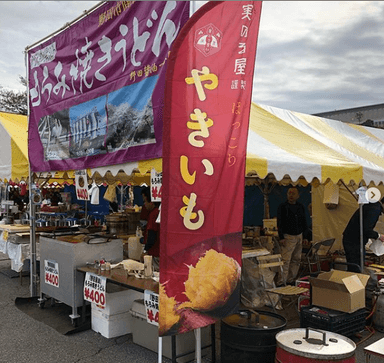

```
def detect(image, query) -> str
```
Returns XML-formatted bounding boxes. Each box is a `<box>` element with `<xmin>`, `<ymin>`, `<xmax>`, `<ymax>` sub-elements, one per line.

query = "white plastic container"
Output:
<box><xmin>92</xmin><ymin>309</ymin><xmax>133</xmax><ymax>338</ymax></box>
<box><xmin>130</xmin><ymin>299</ymin><xmax>211</xmax><ymax>363</ymax></box>
<box><xmin>92</xmin><ymin>287</ymin><xmax>143</xmax><ymax>315</ymax></box>
<box><xmin>91</xmin><ymin>287</ymin><xmax>143</xmax><ymax>338</ymax></box>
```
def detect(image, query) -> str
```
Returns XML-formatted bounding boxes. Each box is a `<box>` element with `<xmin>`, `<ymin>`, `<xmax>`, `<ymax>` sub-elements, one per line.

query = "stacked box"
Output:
<box><xmin>91</xmin><ymin>287</ymin><xmax>143</xmax><ymax>338</ymax></box>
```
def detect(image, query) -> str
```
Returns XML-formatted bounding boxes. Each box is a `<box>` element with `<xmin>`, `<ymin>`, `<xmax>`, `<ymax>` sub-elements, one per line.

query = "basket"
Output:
<box><xmin>300</xmin><ymin>305</ymin><xmax>368</xmax><ymax>336</ymax></box>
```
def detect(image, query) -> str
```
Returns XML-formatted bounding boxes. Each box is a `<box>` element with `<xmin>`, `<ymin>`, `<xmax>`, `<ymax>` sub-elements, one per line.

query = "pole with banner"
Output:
<box><xmin>160</xmin><ymin>1</ymin><xmax>262</xmax><ymax>336</ymax></box>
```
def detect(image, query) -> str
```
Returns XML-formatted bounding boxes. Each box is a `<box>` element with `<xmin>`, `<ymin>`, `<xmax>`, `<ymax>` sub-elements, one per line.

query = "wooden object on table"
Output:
<box><xmin>77</xmin><ymin>265</ymin><xmax>159</xmax><ymax>293</ymax></box>
<box><xmin>0</xmin><ymin>224</ymin><xmax>31</xmax><ymax>233</ymax></box>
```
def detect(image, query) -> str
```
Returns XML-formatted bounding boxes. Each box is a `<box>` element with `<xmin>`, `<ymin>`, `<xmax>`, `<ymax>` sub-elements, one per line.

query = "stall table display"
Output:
<box><xmin>77</xmin><ymin>265</ymin><xmax>216</xmax><ymax>363</ymax></box>
<box><xmin>0</xmin><ymin>224</ymin><xmax>39</xmax><ymax>275</ymax></box>
<box><xmin>39</xmin><ymin>234</ymin><xmax>123</xmax><ymax>325</ymax></box>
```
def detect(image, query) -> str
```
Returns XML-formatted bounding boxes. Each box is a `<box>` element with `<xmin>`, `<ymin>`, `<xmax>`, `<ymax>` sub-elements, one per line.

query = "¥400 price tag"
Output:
<box><xmin>83</xmin><ymin>272</ymin><xmax>107</xmax><ymax>308</ymax></box>
<box><xmin>144</xmin><ymin>290</ymin><xmax>159</xmax><ymax>326</ymax></box>
<box><xmin>44</xmin><ymin>260</ymin><xmax>59</xmax><ymax>288</ymax></box>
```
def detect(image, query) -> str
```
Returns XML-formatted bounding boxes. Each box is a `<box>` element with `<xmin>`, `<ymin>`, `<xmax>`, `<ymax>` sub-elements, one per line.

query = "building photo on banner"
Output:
<box><xmin>1</xmin><ymin>1</ymin><xmax>384</xmax><ymax>363</ymax></box>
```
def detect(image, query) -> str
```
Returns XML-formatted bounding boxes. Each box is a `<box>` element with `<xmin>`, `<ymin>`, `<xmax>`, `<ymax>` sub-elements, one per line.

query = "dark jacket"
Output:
<box><xmin>343</xmin><ymin>201</ymin><xmax>383</xmax><ymax>244</ymax></box>
<box><xmin>277</xmin><ymin>201</ymin><xmax>308</xmax><ymax>240</ymax></box>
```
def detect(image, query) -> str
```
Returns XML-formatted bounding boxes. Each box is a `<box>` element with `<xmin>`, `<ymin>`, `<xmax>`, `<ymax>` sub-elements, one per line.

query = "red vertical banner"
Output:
<box><xmin>159</xmin><ymin>2</ymin><xmax>262</xmax><ymax>336</ymax></box>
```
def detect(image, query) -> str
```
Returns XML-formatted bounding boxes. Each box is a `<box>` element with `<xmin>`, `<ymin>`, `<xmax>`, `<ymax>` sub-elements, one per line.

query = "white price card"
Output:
<box><xmin>144</xmin><ymin>289</ymin><xmax>159</xmax><ymax>326</ymax></box>
<box><xmin>83</xmin><ymin>272</ymin><xmax>107</xmax><ymax>309</ymax></box>
<box><xmin>150</xmin><ymin>169</ymin><xmax>162</xmax><ymax>202</ymax></box>
<box><xmin>44</xmin><ymin>260</ymin><xmax>59</xmax><ymax>288</ymax></box>
<box><xmin>75</xmin><ymin>169</ymin><xmax>89</xmax><ymax>201</ymax></box>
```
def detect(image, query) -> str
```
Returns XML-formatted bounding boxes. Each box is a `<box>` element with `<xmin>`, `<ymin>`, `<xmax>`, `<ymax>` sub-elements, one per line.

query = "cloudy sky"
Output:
<box><xmin>0</xmin><ymin>1</ymin><xmax>383</xmax><ymax>115</ymax></box>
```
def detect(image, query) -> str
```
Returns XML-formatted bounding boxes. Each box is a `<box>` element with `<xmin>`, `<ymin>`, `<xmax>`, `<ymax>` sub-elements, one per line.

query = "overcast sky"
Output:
<box><xmin>0</xmin><ymin>1</ymin><xmax>383</xmax><ymax>115</ymax></box>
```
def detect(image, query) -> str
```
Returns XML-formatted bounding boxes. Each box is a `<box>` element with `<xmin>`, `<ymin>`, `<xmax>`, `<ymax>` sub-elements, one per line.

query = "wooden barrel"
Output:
<box><xmin>105</xmin><ymin>213</ymin><xmax>129</xmax><ymax>235</ymax></box>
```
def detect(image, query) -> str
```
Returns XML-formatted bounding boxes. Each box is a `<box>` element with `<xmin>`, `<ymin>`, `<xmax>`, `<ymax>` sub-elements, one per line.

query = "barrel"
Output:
<box><xmin>221</xmin><ymin>309</ymin><xmax>286</xmax><ymax>363</ymax></box>
<box><xmin>275</xmin><ymin>328</ymin><xmax>356</xmax><ymax>362</ymax></box>
<box><xmin>105</xmin><ymin>213</ymin><xmax>129</xmax><ymax>235</ymax></box>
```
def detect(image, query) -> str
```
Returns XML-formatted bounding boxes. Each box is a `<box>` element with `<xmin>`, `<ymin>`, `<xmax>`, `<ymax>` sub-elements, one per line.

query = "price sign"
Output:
<box><xmin>75</xmin><ymin>169</ymin><xmax>89</xmax><ymax>201</ymax></box>
<box><xmin>44</xmin><ymin>260</ymin><xmax>59</xmax><ymax>288</ymax></box>
<box><xmin>144</xmin><ymin>289</ymin><xmax>159</xmax><ymax>326</ymax></box>
<box><xmin>150</xmin><ymin>169</ymin><xmax>162</xmax><ymax>202</ymax></box>
<box><xmin>83</xmin><ymin>272</ymin><xmax>107</xmax><ymax>309</ymax></box>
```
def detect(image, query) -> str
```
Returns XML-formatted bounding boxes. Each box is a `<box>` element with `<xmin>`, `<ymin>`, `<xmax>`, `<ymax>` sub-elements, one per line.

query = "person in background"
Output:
<box><xmin>342</xmin><ymin>196</ymin><xmax>384</xmax><ymax>273</ymax></box>
<box><xmin>142</xmin><ymin>202</ymin><xmax>160</xmax><ymax>271</ymax></box>
<box><xmin>139</xmin><ymin>187</ymin><xmax>160</xmax><ymax>270</ymax></box>
<box><xmin>11</xmin><ymin>189</ymin><xmax>25</xmax><ymax>213</ymax></box>
<box><xmin>276</xmin><ymin>187</ymin><xmax>309</xmax><ymax>285</ymax></box>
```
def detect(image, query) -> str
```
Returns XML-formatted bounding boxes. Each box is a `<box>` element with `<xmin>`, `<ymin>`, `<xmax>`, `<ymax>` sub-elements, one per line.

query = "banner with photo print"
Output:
<box><xmin>27</xmin><ymin>1</ymin><xmax>189</xmax><ymax>172</ymax></box>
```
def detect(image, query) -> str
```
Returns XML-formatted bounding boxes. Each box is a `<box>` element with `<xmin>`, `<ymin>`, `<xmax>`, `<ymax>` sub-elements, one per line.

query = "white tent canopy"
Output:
<box><xmin>85</xmin><ymin>103</ymin><xmax>384</xmax><ymax>186</ymax></box>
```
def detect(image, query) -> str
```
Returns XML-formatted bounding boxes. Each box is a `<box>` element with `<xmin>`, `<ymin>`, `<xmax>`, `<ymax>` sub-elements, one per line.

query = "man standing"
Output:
<box><xmin>277</xmin><ymin>187</ymin><xmax>309</xmax><ymax>285</ymax></box>
<box><xmin>343</xmin><ymin>197</ymin><xmax>384</xmax><ymax>273</ymax></box>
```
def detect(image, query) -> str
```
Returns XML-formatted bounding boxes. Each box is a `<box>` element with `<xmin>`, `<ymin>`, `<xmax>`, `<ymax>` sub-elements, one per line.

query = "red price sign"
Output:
<box><xmin>76</xmin><ymin>188</ymin><xmax>89</xmax><ymax>200</ymax></box>
<box><xmin>84</xmin><ymin>287</ymin><xmax>106</xmax><ymax>306</ymax></box>
<box><xmin>151</xmin><ymin>185</ymin><xmax>162</xmax><ymax>200</ymax></box>
<box><xmin>150</xmin><ymin>169</ymin><xmax>162</xmax><ymax>202</ymax></box>
<box><xmin>44</xmin><ymin>260</ymin><xmax>59</xmax><ymax>288</ymax></box>
<box><xmin>84</xmin><ymin>272</ymin><xmax>107</xmax><ymax>309</ymax></box>
<box><xmin>144</xmin><ymin>289</ymin><xmax>159</xmax><ymax>326</ymax></box>
<box><xmin>45</xmin><ymin>272</ymin><xmax>59</xmax><ymax>287</ymax></box>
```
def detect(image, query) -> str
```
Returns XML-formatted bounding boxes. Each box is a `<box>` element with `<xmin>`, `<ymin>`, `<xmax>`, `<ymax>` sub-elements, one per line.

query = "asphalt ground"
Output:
<box><xmin>0</xmin><ymin>251</ymin><xmax>383</xmax><ymax>363</ymax></box>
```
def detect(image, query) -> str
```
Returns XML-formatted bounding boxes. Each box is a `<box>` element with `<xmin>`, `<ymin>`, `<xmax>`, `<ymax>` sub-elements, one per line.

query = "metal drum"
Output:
<box><xmin>221</xmin><ymin>309</ymin><xmax>287</xmax><ymax>363</ymax></box>
<box><xmin>105</xmin><ymin>213</ymin><xmax>129</xmax><ymax>235</ymax></box>
<box><xmin>275</xmin><ymin>328</ymin><xmax>356</xmax><ymax>363</ymax></box>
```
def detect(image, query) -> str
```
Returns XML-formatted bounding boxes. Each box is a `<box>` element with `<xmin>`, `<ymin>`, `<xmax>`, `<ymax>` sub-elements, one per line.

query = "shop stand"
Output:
<box><xmin>77</xmin><ymin>265</ymin><xmax>216</xmax><ymax>363</ymax></box>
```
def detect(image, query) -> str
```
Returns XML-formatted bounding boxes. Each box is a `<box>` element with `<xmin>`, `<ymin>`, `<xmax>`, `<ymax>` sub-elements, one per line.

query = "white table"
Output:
<box><xmin>0</xmin><ymin>225</ymin><xmax>39</xmax><ymax>273</ymax></box>
<box><xmin>364</xmin><ymin>337</ymin><xmax>384</xmax><ymax>362</ymax></box>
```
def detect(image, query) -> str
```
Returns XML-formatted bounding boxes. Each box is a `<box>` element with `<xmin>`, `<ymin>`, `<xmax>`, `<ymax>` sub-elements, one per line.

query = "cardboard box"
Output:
<box><xmin>310</xmin><ymin>270</ymin><xmax>370</xmax><ymax>313</ymax></box>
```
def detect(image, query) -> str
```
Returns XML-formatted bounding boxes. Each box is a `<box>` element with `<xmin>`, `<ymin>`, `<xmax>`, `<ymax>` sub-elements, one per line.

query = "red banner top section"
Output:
<box><xmin>160</xmin><ymin>1</ymin><xmax>262</xmax><ymax>336</ymax></box>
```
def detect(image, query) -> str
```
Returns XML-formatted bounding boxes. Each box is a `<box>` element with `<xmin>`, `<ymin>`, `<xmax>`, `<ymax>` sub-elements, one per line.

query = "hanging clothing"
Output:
<box><xmin>103</xmin><ymin>183</ymin><xmax>117</xmax><ymax>203</ymax></box>
<box><xmin>88</xmin><ymin>182</ymin><xmax>100</xmax><ymax>205</ymax></box>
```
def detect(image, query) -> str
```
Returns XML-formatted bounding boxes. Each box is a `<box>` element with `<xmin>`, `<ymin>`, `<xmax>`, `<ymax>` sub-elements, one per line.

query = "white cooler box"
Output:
<box><xmin>91</xmin><ymin>285</ymin><xmax>143</xmax><ymax>338</ymax></box>
<box><xmin>130</xmin><ymin>299</ymin><xmax>211</xmax><ymax>363</ymax></box>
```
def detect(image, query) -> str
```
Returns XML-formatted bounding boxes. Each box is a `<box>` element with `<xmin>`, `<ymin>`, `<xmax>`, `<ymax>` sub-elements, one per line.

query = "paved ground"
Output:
<box><xmin>0</xmin><ymin>251</ymin><xmax>383</xmax><ymax>363</ymax></box>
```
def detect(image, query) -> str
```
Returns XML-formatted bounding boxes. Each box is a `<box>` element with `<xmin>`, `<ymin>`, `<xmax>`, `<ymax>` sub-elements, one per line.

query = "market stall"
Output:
<box><xmin>0</xmin><ymin>112</ymin><xmax>32</xmax><ymax>276</ymax></box>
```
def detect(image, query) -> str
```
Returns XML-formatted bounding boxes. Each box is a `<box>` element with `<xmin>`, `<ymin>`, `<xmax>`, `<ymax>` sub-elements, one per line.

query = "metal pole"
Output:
<box><xmin>25</xmin><ymin>1</ymin><xmax>105</xmax><ymax>53</ymax></box>
<box><xmin>359</xmin><ymin>204</ymin><xmax>364</xmax><ymax>272</ymax></box>
<box><xmin>158</xmin><ymin>336</ymin><xmax>162</xmax><ymax>363</ymax></box>
<box><xmin>25</xmin><ymin>48</ymin><xmax>38</xmax><ymax>297</ymax></box>
<box><xmin>195</xmin><ymin>328</ymin><xmax>202</xmax><ymax>363</ymax></box>
<box><xmin>29</xmin><ymin>170</ymin><xmax>38</xmax><ymax>296</ymax></box>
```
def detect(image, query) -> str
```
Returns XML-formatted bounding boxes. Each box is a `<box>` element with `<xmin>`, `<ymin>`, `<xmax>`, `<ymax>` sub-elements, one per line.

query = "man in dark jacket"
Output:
<box><xmin>343</xmin><ymin>197</ymin><xmax>384</xmax><ymax>272</ymax></box>
<box><xmin>277</xmin><ymin>187</ymin><xmax>309</xmax><ymax>285</ymax></box>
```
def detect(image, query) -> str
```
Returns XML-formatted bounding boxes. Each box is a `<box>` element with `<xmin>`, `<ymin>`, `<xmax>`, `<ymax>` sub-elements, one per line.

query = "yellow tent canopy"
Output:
<box><xmin>0</xmin><ymin>112</ymin><xmax>29</xmax><ymax>182</ymax></box>
<box><xmin>87</xmin><ymin>102</ymin><xmax>384</xmax><ymax>186</ymax></box>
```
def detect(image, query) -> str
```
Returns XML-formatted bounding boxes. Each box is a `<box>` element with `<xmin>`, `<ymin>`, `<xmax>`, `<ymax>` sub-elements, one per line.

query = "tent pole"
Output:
<box><xmin>359</xmin><ymin>204</ymin><xmax>364</xmax><ymax>273</ymax></box>
<box><xmin>25</xmin><ymin>49</ymin><xmax>38</xmax><ymax>297</ymax></box>
<box><xmin>29</xmin><ymin>169</ymin><xmax>38</xmax><ymax>297</ymax></box>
